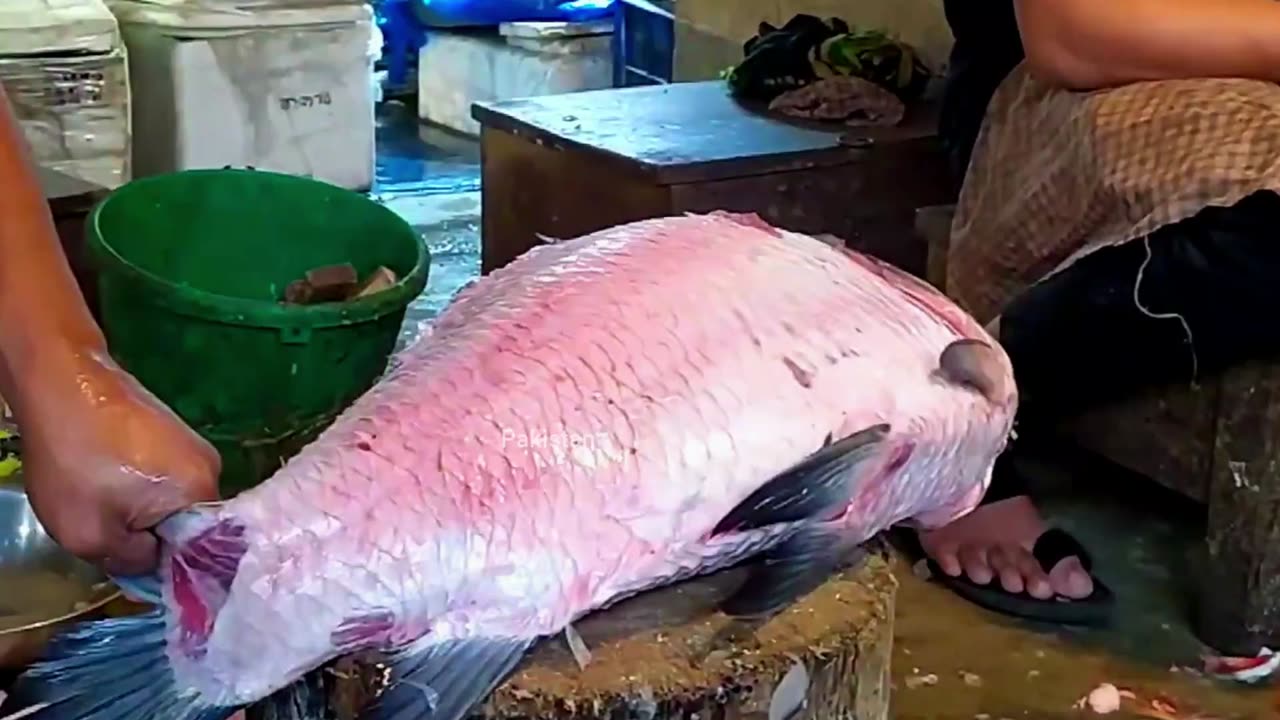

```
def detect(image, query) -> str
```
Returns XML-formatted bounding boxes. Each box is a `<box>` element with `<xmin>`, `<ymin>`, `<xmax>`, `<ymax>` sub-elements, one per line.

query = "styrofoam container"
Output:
<box><xmin>0</xmin><ymin>50</ymin><xmax>131</xmax><ymax>190</ymax></box>
<box><xmin>418</xmin><ymin>20</ymin><xmax>612</xmax><ymax>136</ymax></box>
<box><xmin>0</xmin><ymin>0</ymin><xmax>120</xmax><ymax>56</ymax></box>
<box><xmin>107</xmin><ymin>0</ymin><xmax>379</xmax><ymax>191</ymax></box>
<box><xmin>0</xmin><ymin>0</ymin><xmax>131</xmax><ymax>189</ymax></box>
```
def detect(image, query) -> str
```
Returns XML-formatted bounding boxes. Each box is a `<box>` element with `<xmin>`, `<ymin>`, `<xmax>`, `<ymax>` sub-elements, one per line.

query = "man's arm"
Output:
<box><xmin>1015</xmin><ymin>0</ymin><xmax>1280</xmax><ymax>90</ymax></box>
<box><xmin>0</xmin><ymin>85</ymin><xmax>220</xmax><ymax>573</ymax></box>
<box><xmin>0</xmin><ymin>84</ymin><xmax>108</xmax><ymax>423</ymax></box>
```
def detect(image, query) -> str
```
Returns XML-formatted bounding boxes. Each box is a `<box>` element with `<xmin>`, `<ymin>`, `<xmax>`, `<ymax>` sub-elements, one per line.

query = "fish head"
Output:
<box><xmin>904</xmin><ymin>337</ymin><xmax>1019</xmax><ymax>530</ymax></box>
<box><xmin>838</xmin><ymin>243</ymin><xmax>1020</xmax><ymax>427</ymax></box>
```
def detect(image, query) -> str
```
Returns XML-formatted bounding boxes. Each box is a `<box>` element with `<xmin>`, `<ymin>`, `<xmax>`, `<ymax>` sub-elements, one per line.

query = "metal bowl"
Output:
<box><xmin>0</xmin><ymin>484</ymin><xmax>122</xmax><ymax>669</ymax></box>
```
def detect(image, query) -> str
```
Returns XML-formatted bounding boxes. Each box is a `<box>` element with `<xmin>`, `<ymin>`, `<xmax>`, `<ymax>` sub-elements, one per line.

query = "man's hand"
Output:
<box><xmin>18</xmin><ymin>350</ymin><xmax>220</xmax><ymax>576</ymax></box>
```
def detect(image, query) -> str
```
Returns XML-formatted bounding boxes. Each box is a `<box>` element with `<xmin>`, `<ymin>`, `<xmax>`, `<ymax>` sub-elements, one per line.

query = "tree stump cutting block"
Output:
<box><xmin>255</xmin><ymin>555</ymin><xmax>897</xmax><ymax>720</ymax></box>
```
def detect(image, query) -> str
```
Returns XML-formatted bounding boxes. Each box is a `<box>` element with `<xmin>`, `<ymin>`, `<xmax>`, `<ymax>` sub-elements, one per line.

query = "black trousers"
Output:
<box><xmin>984</xmin><ymin>190</ymin><xmax>1280</xmax><ymax>502</ymax></box>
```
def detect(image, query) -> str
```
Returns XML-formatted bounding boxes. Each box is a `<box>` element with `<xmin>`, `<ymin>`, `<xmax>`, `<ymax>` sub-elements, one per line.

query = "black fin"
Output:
<box><xmin>0</xmin><ymin>609</ymin><xmax>236</xmax><ymax>720</ymax></box>
<box><xmin>722</xmin><ymin>526</ymin><xmax>870</xmax><ymax>618</ymax></box>
<box><xmin>246</xmin><ymin>671</ymin><xmax>332</xmax><ymax>720</ymax></box>
<box><xmin>713</xmin><ymin>424</ymin><xmax>890</xmax><ymax>535</ymax></box>
<box><xmin>360</xmin><ymin>637</ymin><xmax>533</xmax><ymax>720</ymax></box>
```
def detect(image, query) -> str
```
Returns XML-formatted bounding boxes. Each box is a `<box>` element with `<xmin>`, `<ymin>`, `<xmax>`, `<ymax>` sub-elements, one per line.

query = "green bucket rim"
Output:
<box><xmin>85</xmin><ymin>169</ymin><xmax>430</xmax><ymax>330</ymax></box>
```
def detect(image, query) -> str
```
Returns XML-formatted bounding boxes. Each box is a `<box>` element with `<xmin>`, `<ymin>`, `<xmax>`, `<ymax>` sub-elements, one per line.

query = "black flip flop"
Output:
<box><xmin>924</xmin><ymin>528</ymin><xmax>1115</xmax><ymax>627</ymax></box>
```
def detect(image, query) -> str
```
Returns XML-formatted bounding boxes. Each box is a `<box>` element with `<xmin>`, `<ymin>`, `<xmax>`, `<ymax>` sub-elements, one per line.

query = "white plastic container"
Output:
<box><xmin>418</xmin><ymin>20</ymin><xmax>613</xmax><ymax>137</ymax></box>
<box><xmin>107</xmin><ymin>0</ymin><xmax>379</xmax><ymax>191</ymax></box>
<box><xmin>0</xmin><ymin>0</ymin><xmax>119</xmax><ymax>55</ymax></box>
<box><xmin>0</xmin><ymin>0</ymin><xmax>131</xmax><ymax>189</ymax></box>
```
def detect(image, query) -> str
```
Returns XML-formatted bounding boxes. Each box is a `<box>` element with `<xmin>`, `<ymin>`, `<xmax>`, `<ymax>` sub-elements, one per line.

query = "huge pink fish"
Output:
<box><xmin>3</xmin><ymin>212</ymin><xmax>1016</xmax><ymax>720</ymax></box>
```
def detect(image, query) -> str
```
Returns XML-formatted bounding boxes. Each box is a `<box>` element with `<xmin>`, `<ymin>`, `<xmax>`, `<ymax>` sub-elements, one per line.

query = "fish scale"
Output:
<box><xmin>1</xmin><ymin>212</ymin><xmax>1017</xmax><ymax>720</ymax></box>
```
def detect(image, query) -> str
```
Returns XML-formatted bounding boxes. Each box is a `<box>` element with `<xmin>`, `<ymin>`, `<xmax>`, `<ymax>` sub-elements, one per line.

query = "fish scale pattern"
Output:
<box><xmin>165</xmin><ymin>213</ymin><xmax>1015</xmax><ymax>704</ymax></box>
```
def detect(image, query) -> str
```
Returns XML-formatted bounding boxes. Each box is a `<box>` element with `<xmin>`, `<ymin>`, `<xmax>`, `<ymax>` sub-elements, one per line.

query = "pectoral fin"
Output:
<box><xmin>713</xmin><ymin>423</ymin><xmax>889</xmax><ymax>535</ymax></box>
<box><xmin>712</xmin><ymin>423</ymin><xmax>889</xmax><ymax>619</ymax></box>
<box><xmin>720</xmin><ymin>526</ymin><xmax>871</xmax><ymax>618</ymax></box>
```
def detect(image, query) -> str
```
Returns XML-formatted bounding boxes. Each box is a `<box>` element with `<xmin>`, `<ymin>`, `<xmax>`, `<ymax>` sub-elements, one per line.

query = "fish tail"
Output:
<box><xmin>0</xmin><ymin>609</ymin><xmax>236</xmax><ymax>720</ymax></box>
<box><xmin>1</xmin><ymin>510</ymin><xmax>253</xmax><ymax>720</ymax></box>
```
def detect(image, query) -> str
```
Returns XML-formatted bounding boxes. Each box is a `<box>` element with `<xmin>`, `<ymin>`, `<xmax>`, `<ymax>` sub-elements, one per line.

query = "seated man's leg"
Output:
<box><xmin>919</xmin><ymin>190</ymin><xmax>1280</xmax><ymax>617</ymax></box>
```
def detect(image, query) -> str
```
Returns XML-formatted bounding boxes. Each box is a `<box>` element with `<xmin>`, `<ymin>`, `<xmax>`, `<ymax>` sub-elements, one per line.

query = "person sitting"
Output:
<box><xmin>917</xmin><ymin>0</ymin><xmax>1280</xmax><ymax>624</ymax></box>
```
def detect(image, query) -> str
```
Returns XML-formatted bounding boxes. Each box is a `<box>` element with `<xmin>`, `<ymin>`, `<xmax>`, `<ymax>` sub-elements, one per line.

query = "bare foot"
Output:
<box><xmin>917</xmin><ymin>496</ymin><xmax>1094</xmax><ymax>600</ymax></box>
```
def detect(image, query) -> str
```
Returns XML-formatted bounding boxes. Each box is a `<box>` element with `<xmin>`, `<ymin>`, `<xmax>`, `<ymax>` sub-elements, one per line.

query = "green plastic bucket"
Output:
<box><xmin>86</xmin><ymin>169</ymin><xmax>429</xmax><ymax>496</ymax></box>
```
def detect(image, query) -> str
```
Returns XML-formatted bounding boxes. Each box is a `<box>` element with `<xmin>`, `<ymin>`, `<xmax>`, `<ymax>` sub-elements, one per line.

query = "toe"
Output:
<box><xmin>1014</xmin><ymin>551</ymin><xmax>1054</xmax><ymax>600</ymax></box>
<box><xmin>925</xmin><ymin>540</ymin><xmax>964</xmax><ymax>577</ymax></box>
<box><xmin>957</xmin><ymin>544</ymin><xmax>994</xmax><ymax>586</ymax></box>
<box><xmin>987</xmin><ymin>545</ymin><xmax>1025</xmax><ymax>594</ymax></box>
<box><xmin>1049</xmin><ymin>556</ymin><xmax>1095</xmax><ymax>599</ymax></box>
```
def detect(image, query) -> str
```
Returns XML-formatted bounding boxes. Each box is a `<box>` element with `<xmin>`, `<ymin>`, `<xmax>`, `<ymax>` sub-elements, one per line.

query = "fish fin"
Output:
<box><xmin>109</xmin><ymin>574</ymin><xmax>163</xmax><ymax>605</ymax></box>
<box><xmin>712</xmin><ymin>423</ymin><xmax>890</xmax><ymax>535</ymax></box>
<box><xmin>361</xmin><ymin>636</ymin><xmax>533</xmax><ymax>720</ymax></box>
<box><xmin>721</xmin><ymin>525</ymin><xmax>870</xmax><ymax>619</ymax></box>
<box><xmin>246</xmin><ymin>670</ymin><xmax>331</xmax><ymax>720</ymax></box>
<box><xmin>0</xmin><ymin>609</ymin><xmax>235</xmax><ymax>720</ymax></box>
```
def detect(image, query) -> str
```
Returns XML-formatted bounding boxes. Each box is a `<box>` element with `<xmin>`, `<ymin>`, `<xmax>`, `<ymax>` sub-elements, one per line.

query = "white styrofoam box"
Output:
<box><xmin>107</xmin><ymin>0</ymin><xmax>370</xmax><ymax>35</ymax></box>
<box><xmin>0</xmin><ymin>0</ymin><xmax>120</xmax><ymax>56</ymax></box>
<box><xmin>110</xmin><ymin>1</ymin><xmax>378</xmax><ymax>191</ymax></box>
<box><xmin>0</xmin><ymin>49</ymin><xmax>131</xmax><ymax>189</ymax></box>
<box><xmin>417</xmin><ymin>21</ymin><xmax>613</xmax><ymax>137</ymax></box>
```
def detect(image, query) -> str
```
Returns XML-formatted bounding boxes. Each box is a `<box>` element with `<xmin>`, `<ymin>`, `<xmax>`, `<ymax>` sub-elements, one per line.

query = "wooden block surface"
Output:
<box><xmin>257</xmin><ymin>555</ymin><xmax>897</xmax><ymax>720</ymax></box>
<box><xmin>480</xmin><ymin>557</ymin><xmax>896</xmax><ymax>720</ymax></box>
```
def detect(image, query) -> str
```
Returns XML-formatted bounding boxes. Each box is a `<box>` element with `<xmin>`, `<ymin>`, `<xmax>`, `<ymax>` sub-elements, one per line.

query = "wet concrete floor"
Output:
<box><xmin>374</xmin><ymin>100</ymin><xmax>1278</xmax><ymax>720</ymax></box>
<box><xmin>890</xmin><ymin>449</ymin><xmax>1278</xmax><ymax>720</ymax></box>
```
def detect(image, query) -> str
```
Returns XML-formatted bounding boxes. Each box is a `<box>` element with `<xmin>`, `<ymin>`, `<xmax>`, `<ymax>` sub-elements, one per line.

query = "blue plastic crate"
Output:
<box><xmin>612</xmin><ymin>0</ymin><xmax>674</xmax><ymax>87</ymax></box>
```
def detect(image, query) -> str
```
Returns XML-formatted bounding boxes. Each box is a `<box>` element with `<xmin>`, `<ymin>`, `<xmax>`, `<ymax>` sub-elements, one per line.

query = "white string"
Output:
<box><xmin>1133</xmin><ymin>236</ymin><xmax>1199</xmax><ymax>382</ymax></box>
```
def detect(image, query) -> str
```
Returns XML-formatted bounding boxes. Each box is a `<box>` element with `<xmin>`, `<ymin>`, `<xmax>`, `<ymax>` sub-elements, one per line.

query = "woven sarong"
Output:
<box><xmin>947</xmin><ymin>64</ymin><xmax>1280</xmax><ymax>323</ymax></box>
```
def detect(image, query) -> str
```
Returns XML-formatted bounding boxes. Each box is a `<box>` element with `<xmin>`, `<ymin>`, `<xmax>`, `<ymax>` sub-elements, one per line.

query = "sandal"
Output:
<box><xmin>923</xmin><ymin>527</ymin><xmax>1115</xmax><ymax>627</ymax></box>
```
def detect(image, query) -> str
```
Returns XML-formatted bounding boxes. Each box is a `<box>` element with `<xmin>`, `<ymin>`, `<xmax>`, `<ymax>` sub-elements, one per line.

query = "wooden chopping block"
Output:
<box><xmin>251</xmin><ymin>555</ymin><xmax>897</xmax><ymax>720</ymax></box>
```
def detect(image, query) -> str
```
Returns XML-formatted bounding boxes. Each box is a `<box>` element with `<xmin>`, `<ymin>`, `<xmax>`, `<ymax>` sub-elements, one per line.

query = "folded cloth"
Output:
<box><xmin>768</xmin><ymin>75</ymin><xmax>905</xmax><ymax>126</ymax></box>
<box><xmin>725</xmin><ymin>13</ymin><xmax>929</xmax><ymax>110</ymax></box>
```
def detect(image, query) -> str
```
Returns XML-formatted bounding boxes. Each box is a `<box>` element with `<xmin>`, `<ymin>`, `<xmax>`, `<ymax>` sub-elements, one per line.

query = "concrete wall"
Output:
<box><xmin>673</xmin><ymin>0</ymin><xmax>952</xmax><ymax>82</ymax></box>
